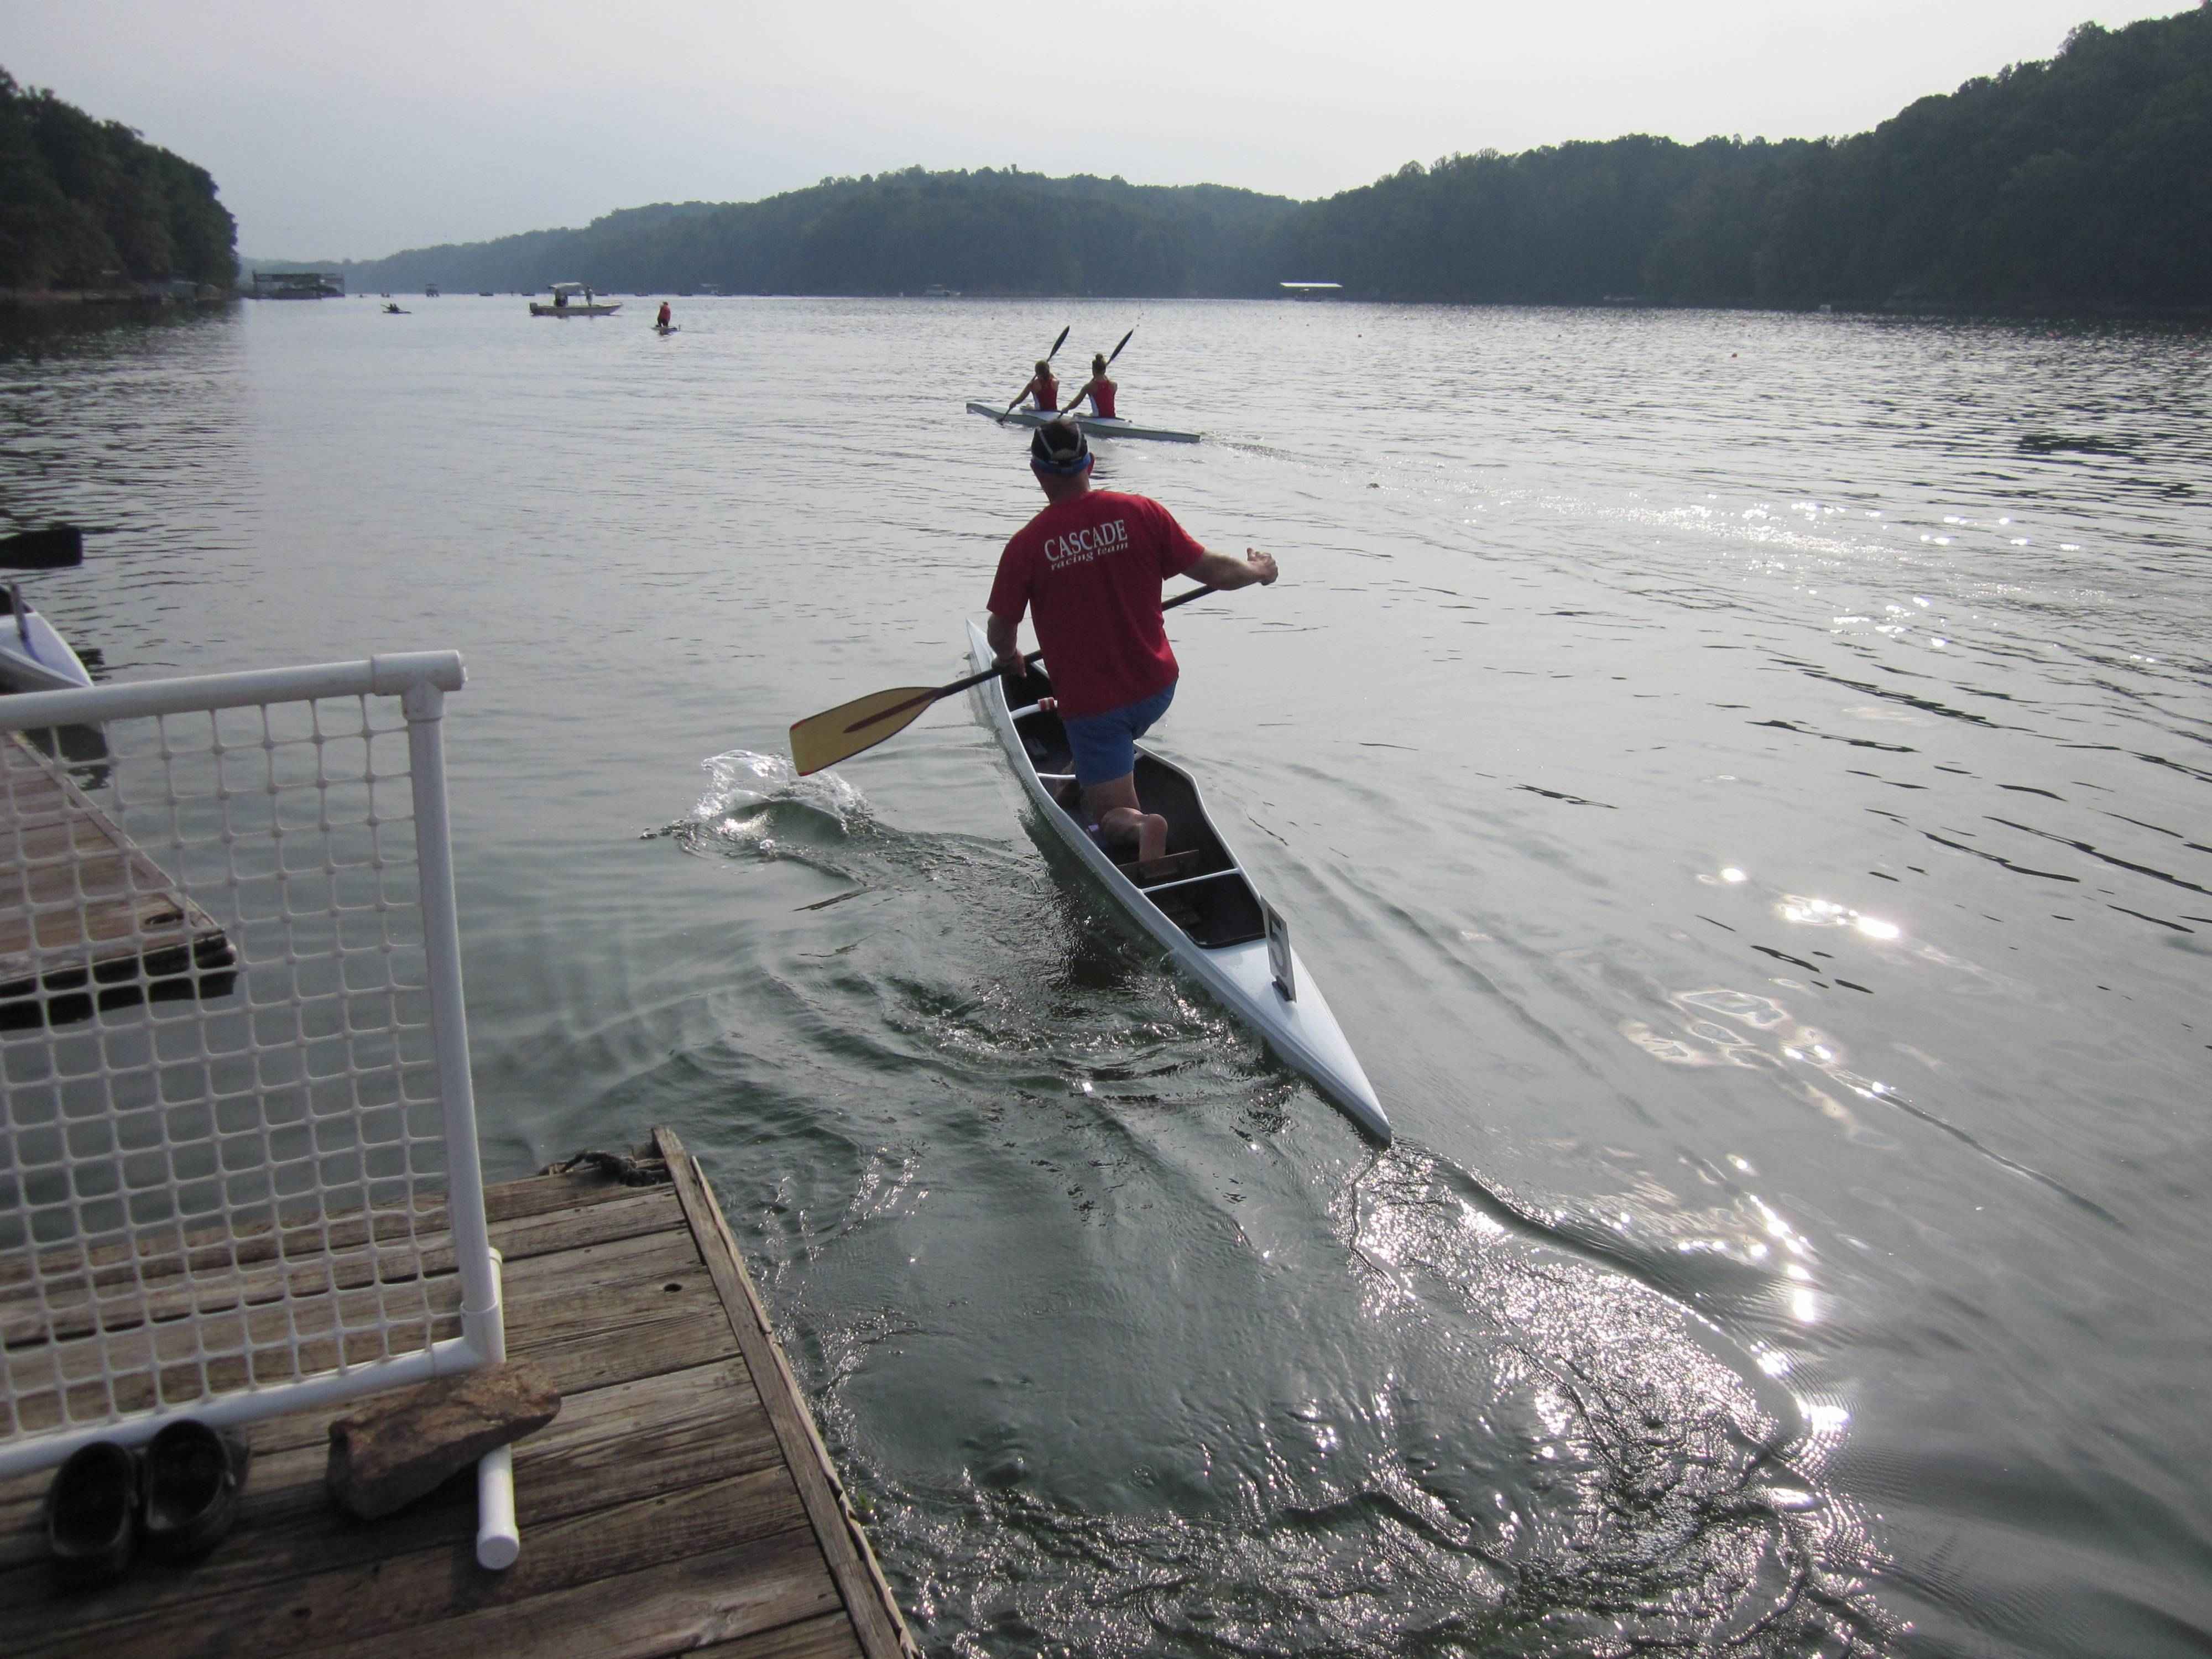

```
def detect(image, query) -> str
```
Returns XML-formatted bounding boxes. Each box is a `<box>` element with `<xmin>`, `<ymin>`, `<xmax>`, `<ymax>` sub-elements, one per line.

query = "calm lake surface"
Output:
<box><xmin>3</xmin><ymin>295</ymin><xmax>2207</xmax><ymax>1656</ymax></box>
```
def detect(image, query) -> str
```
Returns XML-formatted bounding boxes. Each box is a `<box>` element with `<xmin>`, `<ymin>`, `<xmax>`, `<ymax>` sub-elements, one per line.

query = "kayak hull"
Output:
<box><xmin>966</xmin><ymin>620</ymin><xmax>1387</xmax><ymax>1142</ymax></box>
<box><xmin>0</xmin><ymin>603</ymin><xmax>92</xmax><ymax>693</ymax></box>
<box><xmin>966</xmin><ymin>402</ymin><xmax>1201</xmax><ymax>444</ymax></box>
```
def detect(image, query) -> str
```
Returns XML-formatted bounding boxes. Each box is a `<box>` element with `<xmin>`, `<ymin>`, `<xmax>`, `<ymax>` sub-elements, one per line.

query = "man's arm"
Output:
<box><xmin>1187</xmin><ymin>548</ymin><xmax>1279</xmax><ymax>590</ymax></box>
<box><xmin>987</xmin><ymin>612</ymin><xmax>1024</xmax><ymax>677</ymax></box>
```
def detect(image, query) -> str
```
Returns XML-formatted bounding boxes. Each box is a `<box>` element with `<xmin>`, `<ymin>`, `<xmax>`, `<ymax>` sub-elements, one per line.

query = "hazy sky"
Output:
<box><xmin>3</xmin><ymin>1</ymin><xmax>2192</xmax><ymax>259</ymax></box>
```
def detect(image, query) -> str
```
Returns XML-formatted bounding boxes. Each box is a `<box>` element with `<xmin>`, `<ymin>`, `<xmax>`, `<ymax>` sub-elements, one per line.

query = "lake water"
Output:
<box><xmin>3</xmin><ymin>295</ymin><xmax>2207</xmax><ymax>1656</ymax></box>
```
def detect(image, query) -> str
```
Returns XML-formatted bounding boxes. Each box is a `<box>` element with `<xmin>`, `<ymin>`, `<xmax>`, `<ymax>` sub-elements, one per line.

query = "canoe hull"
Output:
<box><xmin>964</xmin><ymin>620</ymin><xmax>1386</xmax><ymax>1141</ymax></box>
<box><xmin>965</xmin><ymin>402</ymin><xmax>1201</xmax><ymax>444</ymax></box>
<box><xmin>529</xmin><ymin>302</ymin><xmax>622</xmax><ymax>316</ymax></box>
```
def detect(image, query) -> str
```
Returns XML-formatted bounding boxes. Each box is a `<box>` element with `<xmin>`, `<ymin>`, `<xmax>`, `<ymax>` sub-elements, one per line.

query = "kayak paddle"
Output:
<box><xmin>790</xmin><ymin>585</ymin><xmax>1213</xmax><ymax>776</ymax></box>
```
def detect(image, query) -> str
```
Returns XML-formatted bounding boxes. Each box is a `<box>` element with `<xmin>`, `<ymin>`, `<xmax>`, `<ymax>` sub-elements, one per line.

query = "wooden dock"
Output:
<box><xmin>0</xmin><ymin>1128</ymin><xmax>919</xmax><ymax>1658</ymax></box>
<box><xmin>0</xmin><ymin>730</ymin><xmax>233</xmax><ymax>1029</ymax></box>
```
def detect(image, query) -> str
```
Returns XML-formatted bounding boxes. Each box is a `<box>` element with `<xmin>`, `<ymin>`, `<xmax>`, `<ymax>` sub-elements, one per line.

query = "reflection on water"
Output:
<box><xmin>3</xmin><ymin>297</ymin><xmax>2208</xmax><ymax>1655</ymax></box>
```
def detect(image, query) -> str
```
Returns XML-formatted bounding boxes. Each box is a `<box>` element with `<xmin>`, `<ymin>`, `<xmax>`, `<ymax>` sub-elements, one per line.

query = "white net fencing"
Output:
<box><xmin>0</xmin><ymin>654</ymin><xmax>500</xmax><ymax>1473</ymax></box>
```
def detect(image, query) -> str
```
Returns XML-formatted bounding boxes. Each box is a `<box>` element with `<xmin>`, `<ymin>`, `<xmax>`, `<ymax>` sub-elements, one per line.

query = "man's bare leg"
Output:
<box><xmin>1082</xmin><ymin>774</ymin><xmax>1168</xmax><ymax>863</ymax></box>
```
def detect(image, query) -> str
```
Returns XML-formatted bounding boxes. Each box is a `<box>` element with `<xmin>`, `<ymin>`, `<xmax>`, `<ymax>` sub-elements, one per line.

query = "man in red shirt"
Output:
<box><xmin>985</xmin><ymin>419</ymin><xmax>1278</xmax><ymax>868</ymax></box>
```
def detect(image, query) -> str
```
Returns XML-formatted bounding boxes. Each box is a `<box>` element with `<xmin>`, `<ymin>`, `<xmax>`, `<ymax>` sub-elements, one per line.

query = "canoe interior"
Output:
<box><xmin>1001</xmin><ymin>660</ymin><xmax>1265</xmax><ymax>951</ymax></box>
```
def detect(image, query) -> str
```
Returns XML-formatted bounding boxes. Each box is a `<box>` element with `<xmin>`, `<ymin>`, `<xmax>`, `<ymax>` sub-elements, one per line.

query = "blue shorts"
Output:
<box><xmin>1062</xmin><ymin>682</ymin><xmax>1176</xmax><ymax>787</ymax></box>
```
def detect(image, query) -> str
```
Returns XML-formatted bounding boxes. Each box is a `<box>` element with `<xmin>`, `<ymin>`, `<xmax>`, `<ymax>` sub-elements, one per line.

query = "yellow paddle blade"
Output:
<box><xmin>789</xmin><ymin>685</ymin><xmax>940</xmax><ymax>776</ymax></box>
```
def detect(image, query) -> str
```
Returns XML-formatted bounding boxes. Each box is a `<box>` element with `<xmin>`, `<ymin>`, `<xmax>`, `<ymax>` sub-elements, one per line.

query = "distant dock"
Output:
<box><xmin>0</xmin><ymin>732</ymin><xmax>233</xmax><ymax>1030</ymax></box>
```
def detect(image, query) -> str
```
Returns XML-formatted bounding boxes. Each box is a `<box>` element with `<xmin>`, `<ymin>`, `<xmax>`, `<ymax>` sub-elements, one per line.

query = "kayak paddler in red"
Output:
<box><xmin>985</xmin><ymin>418</ymin><xmax>1279</xmax><ymax>872</ymax></box>
<box><xmin>1005</xmin><ymin>359</ymin><xmax>1058</xmax><ymax>416</ymax></box>
<box><xmin>656</xmin><ymin>300</ymin><xmax>671</xmax><ymax>328</ymax></box>
<box><xmin>1061</xmin><ymin>353</ymin><xmax>1118</xmax><ymax>419</ymax></box>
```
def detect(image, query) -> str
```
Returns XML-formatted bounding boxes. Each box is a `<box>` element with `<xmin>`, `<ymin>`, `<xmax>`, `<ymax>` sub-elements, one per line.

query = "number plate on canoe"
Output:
<box><xmin>1264</xmin><ymin>900</ymin><xmax>1296</xmax><ymax>1001</ymax></box>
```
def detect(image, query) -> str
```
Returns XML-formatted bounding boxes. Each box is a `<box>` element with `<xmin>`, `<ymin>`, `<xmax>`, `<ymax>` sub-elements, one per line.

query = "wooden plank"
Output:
<box><xmin>4</xmin><ymin>1227</ymin><xmax>715</xmax><ymax>1443</ymax></box>
<box><xmin>658</xmin><ymin>1128</ymin><xmax>919</xmax><ymax>1659</ymax></box>
<box><xmin>0</xmin><ymin>1182</ymin><xmax>679</xmax><ymax>1316</ymax></box>
<box><xmin>0</xmin><ymin>1354</ymin><xmax>784</xmax><ymax>1582</ymax></box>
<box><xmin>486</xmin><ymin>1166</ymin><xmax>677</xmax><ymax>1225</ymax></box>
<box><xmin>691</xmin><ymin>1614</ymin><xmax>867</xmax><ymax>1659</ymax></box>
<box><xmin>0</xmin><ymin>1149</ymin><xmax>895</xmax><ymax>1659</ymax></box>
<box><xmin>297</xmin><ymin>1530</ymin><xmax>841</xmax><ymax>1659</ymax></box>
<box><xmin>0</xmin><ymin>1292</ymin><xmax>739</xmax><ymax>1537</ymax></box>
<box><xmin>11</xmin><ymin>1468</ymin><xmax>812</xmax><ymax>1658</ymax></box>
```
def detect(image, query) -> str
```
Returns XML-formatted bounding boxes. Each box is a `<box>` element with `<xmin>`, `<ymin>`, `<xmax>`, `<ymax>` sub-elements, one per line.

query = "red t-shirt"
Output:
<box><xmin>1086</xmin><ymin>378</ymin><xmax>1117</xmax><ymax>418</ymax></box>
<box><xmin>988</xmin><ymin>491</ymin><xmax>1205</xmax><ymax>718</ymax></box>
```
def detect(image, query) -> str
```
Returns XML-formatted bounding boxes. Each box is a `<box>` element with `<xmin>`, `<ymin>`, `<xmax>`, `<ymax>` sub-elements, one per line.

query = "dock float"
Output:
<box><xmin>0</xmin><ymin>731</ymin><xmax>233</xmax><ymax>1030</ymax></box>
<box><xmin>0</xmin><ymin>1126</ymin><xmax>919</xmax><ymax>1658</ymax></box>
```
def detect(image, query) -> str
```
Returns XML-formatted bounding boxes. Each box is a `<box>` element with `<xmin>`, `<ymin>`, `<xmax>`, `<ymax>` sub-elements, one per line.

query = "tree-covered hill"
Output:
<box><xmin>337</xmin><ymin>170</ymin><xmax>1297</xmax><ymax>299</ymax></box>
<box><xmin>0</xmin><ymin>70</ymin><xmax>237</xmax><ymax>289</ymax></box>
<box><xmin>341</xmin><ymin>7</ymin><xmax>2210</xmax><ymax>313</ymax></box>
<box><xmin>1281</xmin><ymin>4</ymin><xmax>2211</xmax><ymax>309</ymax></box>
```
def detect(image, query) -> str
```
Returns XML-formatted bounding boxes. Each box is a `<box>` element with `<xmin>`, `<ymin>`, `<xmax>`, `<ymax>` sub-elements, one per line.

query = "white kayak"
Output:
<box><xmin>965</xmin><ymin>619</ymin><xmax>1388</xmax><ymax>1142</ymax></box>
<box><xmin>0</xmin><ymin>585</ymin><xmax>92</xmax><ymax>693</ymax></box>
<box><xmin>965</xmin><ymin>401</ymin><xmax>1201</xmax><ymax>444</ymax></box>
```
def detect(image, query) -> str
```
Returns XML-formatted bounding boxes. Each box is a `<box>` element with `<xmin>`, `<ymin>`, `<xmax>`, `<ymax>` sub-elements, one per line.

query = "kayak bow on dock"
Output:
<box><xmin>966</xmin><ymin>620</ymin><xmax>1387</xmax><ymax>1142</ymax></box>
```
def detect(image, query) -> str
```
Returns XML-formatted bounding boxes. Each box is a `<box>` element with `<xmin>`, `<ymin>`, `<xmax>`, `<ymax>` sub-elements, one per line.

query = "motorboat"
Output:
<box><xmin>530</xmin><ymin>283</ymin><xmax>621</xmax><ymax>317</ymax></box>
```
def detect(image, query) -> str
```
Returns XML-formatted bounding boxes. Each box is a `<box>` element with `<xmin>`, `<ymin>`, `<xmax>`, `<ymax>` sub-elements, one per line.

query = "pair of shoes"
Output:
<box><xmin>46</xmin><ymin>1421</ymin><xmax>252</xmax><ymax>1589</ymax></box>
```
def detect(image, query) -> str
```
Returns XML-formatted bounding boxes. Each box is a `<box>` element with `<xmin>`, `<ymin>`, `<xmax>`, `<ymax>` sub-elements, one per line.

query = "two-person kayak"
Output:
<box><xmin>966</xmin><ymin>403</ymin><xmax>1201</xmax><ymax>444</ymax></box>
<box><xmin>964</xmin><ymin>619</ymin><xmax>1388</xmax><ymax>1142</ymax></box>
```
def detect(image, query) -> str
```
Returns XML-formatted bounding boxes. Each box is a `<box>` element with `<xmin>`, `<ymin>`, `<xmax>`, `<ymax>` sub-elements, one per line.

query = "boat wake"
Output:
<box><xmin>660</xmin><ymin>748</ymin><xmax>869</xmax><ymax>864</ymax></box>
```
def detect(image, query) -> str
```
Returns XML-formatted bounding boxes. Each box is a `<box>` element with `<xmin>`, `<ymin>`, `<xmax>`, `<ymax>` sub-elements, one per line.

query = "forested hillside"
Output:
<box><xmin>337</xmin><ymin>171</ymin><xmax>1296</xmax><ymax>299</ymax></box>
<box><xmin>339</xmin><ymin>8</ymin><xmax>2210</xmax><ymax>313</ymax></box>
<box><xmin>1282</xmin><ymin>7</ymin><xmax>2212</xmax><ymax>308</ymax></box>
<box><xmin>0</xmin><ymin>70</ymin><xmax>237</xmax><ymax>289</ymax></box>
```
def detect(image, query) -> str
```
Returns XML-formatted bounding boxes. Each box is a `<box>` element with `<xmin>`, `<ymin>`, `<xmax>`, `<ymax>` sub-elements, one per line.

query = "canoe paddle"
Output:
<box><xmin>1001</xmin><ymin>326</ymin><xmax>1071</xmax><ymax>418</ymax></box>
<box><xmin>790</xmin><ymin>585</ymin><xmax>1213</xmax><ymax>776</ymax></box>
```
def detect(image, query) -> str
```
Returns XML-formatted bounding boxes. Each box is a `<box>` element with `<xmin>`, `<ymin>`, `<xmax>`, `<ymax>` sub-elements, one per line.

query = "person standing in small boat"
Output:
<box><xmin>1005</xmin><ymin>359</ymin><xmax>1058</xmax><ymax>417</ymax></box>
<box><xmin>986</xmin><ymin>418</ymin><xmax>1277</xmax><ymax>871</ymax></box>
<box><xmin>1060</xmin><ymin>353</ymin><xmax>1117</xmax><ymax>419</ymax></box>
<box><xmin>656</xmin><ymin>300</ymin><xmax>672</xmax><ymax>329</ymax></box>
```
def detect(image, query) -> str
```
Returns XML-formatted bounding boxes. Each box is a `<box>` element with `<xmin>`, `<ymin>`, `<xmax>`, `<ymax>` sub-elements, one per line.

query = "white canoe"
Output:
<box><xmin>965</xmin><ymin>620</ymin><xmax>1387</xmax><ymax>1142</ymax></box>
<box><xmin>965</xmin><ymin>401</ymin><xmax>1201</xmax><ymax>444</ymax></box>
<box><xmin>0</xmin><ymin>587</ymin><xmax>92</xmax><ymax>693</ymax></box>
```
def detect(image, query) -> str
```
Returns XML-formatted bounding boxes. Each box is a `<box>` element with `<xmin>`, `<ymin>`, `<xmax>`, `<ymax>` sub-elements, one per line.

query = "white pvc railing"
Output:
<box><xmin>0</xmin><ymin>653</ymin><xmax>518</xmax><ymax>1567</ymax></box>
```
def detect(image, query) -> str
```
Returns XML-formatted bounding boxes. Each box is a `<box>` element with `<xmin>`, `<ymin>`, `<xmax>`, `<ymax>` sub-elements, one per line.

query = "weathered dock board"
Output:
<box><xmin>0</xmin><ymin>1127</ymin><xmax>918</xmax><ymax>1658</ymax></box>
<box><xmin>0</xmin><ymin>729</ymin><xmax>233</xmax><ymax>1027</ymax></box>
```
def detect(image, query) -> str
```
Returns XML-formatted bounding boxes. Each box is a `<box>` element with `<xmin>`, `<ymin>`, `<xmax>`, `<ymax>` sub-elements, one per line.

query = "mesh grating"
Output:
<box><xmin>1</xmin><ymin>662</ymin><xmax>488</xmax><ymax>1459</ymax></box>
